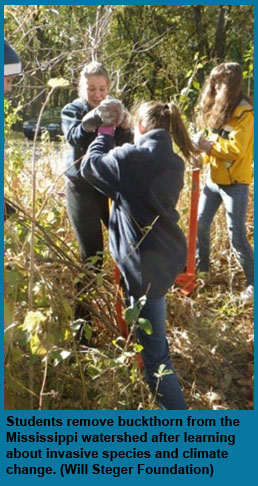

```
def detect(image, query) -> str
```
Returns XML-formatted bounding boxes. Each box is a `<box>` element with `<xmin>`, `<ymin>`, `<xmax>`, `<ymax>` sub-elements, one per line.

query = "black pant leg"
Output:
<box><xmin>66</xmin><ymin>179</ymin><xmax>109</xmax><ymax>265</ymax></box>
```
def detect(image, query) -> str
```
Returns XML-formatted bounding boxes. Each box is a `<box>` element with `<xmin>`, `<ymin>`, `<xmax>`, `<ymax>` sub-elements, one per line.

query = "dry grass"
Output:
<box><xmin>4</xmin><ymin>137</ymin><xmax>254</xmax><ymax>410</ymax></box>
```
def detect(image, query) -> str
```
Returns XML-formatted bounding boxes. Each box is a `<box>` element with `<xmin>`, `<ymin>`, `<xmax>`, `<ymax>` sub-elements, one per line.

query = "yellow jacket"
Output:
<box><xmin>203</xmin><ymin>100</ymin><xmax>254</xmax><ymax>184</ymax></box>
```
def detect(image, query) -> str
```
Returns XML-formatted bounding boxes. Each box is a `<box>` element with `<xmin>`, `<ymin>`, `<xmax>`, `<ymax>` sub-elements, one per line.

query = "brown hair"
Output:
<box><xmin>196</xmin><ymin>62</ymin><xmax>251</xmax><ymax>130</ymax></box>
<box><xmin>133</xmin><ymin>101</ymin><xmax>195</xmax><ymax>160</ymax></box>
<box><xmin>78</xmin><ymin>61</ymin><xmax>110</xmax><ymax>102</ymax></box>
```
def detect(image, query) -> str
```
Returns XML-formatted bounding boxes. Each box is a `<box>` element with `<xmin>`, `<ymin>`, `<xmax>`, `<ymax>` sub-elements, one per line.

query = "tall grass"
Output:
<box><xmin>4</xmin><ymin>135</ymin><xmax>254</xmax><ymax>410</ymax></box>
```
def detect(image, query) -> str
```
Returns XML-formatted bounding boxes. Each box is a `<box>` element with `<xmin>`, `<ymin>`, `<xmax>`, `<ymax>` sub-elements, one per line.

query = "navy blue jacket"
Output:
<box><xmin>81</xmin><ymin>129</ymin><xmax>187</xmax><ymax>299</ymax></box>
<box><xmin>61</xmin><ymin>98</ymin><xmax>132</xmax><ymax>184</ymax></box>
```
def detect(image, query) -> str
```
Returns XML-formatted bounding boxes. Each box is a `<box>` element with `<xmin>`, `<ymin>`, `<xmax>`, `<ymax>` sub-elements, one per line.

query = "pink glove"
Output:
<box><xmin>98</xmin><ymin>125</ymin><xmax>116</xmax><ymax>136</ymax></box>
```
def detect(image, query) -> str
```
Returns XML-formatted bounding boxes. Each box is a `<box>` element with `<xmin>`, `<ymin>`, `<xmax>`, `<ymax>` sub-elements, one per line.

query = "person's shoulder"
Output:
<box><xmin>61</xmin><ymin>98</ymin><xmax>87</xmax><ymax>113</ymax></box>
<box><xmin>111</xmin><ymin>142</ymin><xmax>149</xmax><ymax>165</ymax></box>
<box><xmin>233</xmin><ymin>99</ymin><xmax>253</xmax><ymax>119</ymax></box>
<box><xmin>238</xmin><ymin>99</ymin><xmax>253</xmax><ymax>110</ymax></box>
<box><xmin>112</xmin><ymin>142</ymin><xmax>135</xmax><ymax>158</ymax></box>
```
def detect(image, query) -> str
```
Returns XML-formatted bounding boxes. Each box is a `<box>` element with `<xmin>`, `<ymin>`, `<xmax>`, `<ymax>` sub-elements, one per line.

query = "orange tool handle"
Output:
<box><xmin>109</xmin><ymin>199</ymin><xmax>143</xmax><ymax>368</ymax></box>
<box><xmin>186</xmin><ymin>168</ymin><xmax>200</xmax><ymax>276</ymax></box>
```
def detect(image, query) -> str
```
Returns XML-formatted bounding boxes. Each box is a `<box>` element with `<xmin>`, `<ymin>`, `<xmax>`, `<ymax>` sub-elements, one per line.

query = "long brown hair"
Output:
<box><xmin>196</xmin><ymin>62</ymin><xmax>251</xmax><ymax>130</ymax></box>
<box><xmin>133</xmin><ymin>101</ymin><xmax>195</xmax><ymax>160</ymax></box>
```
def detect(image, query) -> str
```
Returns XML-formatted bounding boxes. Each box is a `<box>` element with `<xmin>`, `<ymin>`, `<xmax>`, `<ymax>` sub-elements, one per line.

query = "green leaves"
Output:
<box><xmin>4</xmin><ymin>100</ymin><xmax>22</xmax><ymax>136</ymax></box>
<box><xmin>154</xmin><ymin>364</ymin><xmax>173</xmax><ymax>379</ymax></box>
<box><xmin>69</xmin><ymin>319</ymin><xmax>92</xmax><ymax>341</ymax></box>
<box><xmin>123</xmin><ymin>295</ymin><xmax>147</xmax><ymax>324</ymax></box>
<box><xmin>19</xmin><ymin>311</ymin><xmax>50</xmax><ymax>356</ymax></box>
<box><xmin>138</xmin><ymin>318</ymin><xmax>153</xmax><ymax>335</ymax></box>
<box><xmin>123</xmin><ymin>295</ymin><xmax>153</xmax><ymax>335</ymax></box>
<box><xmin>20</xmin><ymin>310</ymin><xmax>47</xmax><ymax>335</ymax></box>
<box><xmin>30</xmin><ymin>333</ymin><xmax>51</xmax><ymax>356</ymax></box>
<box><xmin>47</xmin><ymin>348</ymin><xmax>71</xmax><ymax>367</ymax></box>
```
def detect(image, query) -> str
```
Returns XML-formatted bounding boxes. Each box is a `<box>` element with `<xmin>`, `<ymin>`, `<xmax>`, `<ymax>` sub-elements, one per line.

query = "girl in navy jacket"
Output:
<box><xmin>61</xmin><ymin>62</ymin><xmax>132</xmax><ymax>266</ymax></box>
<box><xmin>81</xmin><ymin>101</ymin><xmax>195</xmax><ymax>409</ymax></box>
<box><xmin>61</xmin><ymin>62</ymin><xmax>132</xmax><ymax>338</ymax></box>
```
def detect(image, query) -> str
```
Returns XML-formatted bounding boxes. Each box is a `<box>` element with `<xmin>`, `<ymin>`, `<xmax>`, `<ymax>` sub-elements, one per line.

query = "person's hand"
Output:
<box><xmin>192</xmin><ymin>131</ymin><xmax>212</xmax><ymax>155</ymax></box>
<box><xmin>97</xmin><ymin>96</ymin><xmax>125</xmax><ymax>126</ymax></box>
<box><xmin>119</xmin><ymin>110</ymin><xmax>131</xmax><ymax>130</ymax></box>
<box><xmin>191</xmin><ymin>154</ymin><xmax>203</xmax><ymax>168</ymax></box>
<box><xmin>82</xmin><ymin>96</ymin><xmax>126</xmax><ymax>132</ymax></box>
<box><xmin>192</xmin><ymin>131</ymin><xmax>204</xmax><ymax>150</ymax></box>
<box><xmin>82</xmin><ymin>109</ymin><xmax>102</xmax><ymax>132</ymax></box>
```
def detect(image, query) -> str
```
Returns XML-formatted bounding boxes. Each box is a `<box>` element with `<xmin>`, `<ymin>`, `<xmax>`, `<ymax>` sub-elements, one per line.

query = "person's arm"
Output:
<box><xmin>195</xmin><ymin>111</ymin><xmax>254</xmax><ymax>161</ymax></box>
<box><xmin>192</xmin><ymin>132</ymin><xmax>213</xmax><ymax>155</ymax></box>
<box><xmin>81</xmin><ymin>129</ymin><xmax>121</xmax><ymax>200</ymax></box>
<box><xmin>115</xmin><ymin>126</ymin><xmax>134</xmax><ymax>145</ymax></box>
<box><xmin>209</xmin><ymin>111</ymin><xmax>254</xmax><ymax>161</ymax></box>
<box><xmin>61</xmin><ymin>97</ymin><xmax>127</xmax><ymax>148</ymax></box>
<box><xmin>61</xmin><ymin>100</ymin><xmax>97</xmax><ymax>150</ymax></box>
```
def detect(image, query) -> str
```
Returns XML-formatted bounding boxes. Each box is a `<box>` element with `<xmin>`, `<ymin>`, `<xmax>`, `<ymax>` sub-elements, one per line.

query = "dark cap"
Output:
<box><xmin>4</xmin><ymin>39</ymin><xmax>21</xmax><ymax>76</ymax></box>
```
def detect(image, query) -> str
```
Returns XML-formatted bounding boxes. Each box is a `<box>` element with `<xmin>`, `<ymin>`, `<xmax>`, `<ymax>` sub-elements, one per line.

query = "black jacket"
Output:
<box><xmin>81</xmin><ymin>129</ymin><xmax>187</xmax><ymax>299</ymax></box>
<box><xmin>61</xmin><ymin>98</ymin><xmax>132</xmax><ymax>184</ymax></box>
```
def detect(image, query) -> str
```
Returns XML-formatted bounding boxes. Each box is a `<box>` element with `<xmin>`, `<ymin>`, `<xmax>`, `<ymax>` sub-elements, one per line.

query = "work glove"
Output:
<box><xmin>82</xmin><ymin>109</ymin><xmax>102</xmax><ymax>132</ymax></box>
<box><xmin>82</xmin><ymin>96</ymin><xmax>125</xmax><ymax>132</ymax></box>
<box><xmin>97</xmin><ymin>96</ymin><xmax>125</xmax><ymax>126</ymax></box>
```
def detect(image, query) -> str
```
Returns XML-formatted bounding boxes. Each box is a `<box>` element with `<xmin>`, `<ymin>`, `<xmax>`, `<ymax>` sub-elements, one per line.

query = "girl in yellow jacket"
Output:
<box><xmin>193</xmin><ymin>62</ymin><xmax>254</xmax><ymax>303</ymax></box>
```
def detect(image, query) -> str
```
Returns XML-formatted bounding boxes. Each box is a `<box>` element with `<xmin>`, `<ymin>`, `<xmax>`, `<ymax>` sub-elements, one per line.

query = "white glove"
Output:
<box><xmin>96</xmin><ymin>96</ymin><xmax>125</xmax><ymax>126</ymax></box>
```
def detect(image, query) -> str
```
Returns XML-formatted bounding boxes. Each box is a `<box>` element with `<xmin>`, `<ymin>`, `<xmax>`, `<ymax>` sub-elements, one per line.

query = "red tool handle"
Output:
<box><xmin>109</xmin><ymin>200</ymin><xmax>143</xmax><ymax>368</ymax></box>
<box><xmin>186</xmin><ymin>168</ymin><xmax>200</xmax><ymax>276</ymax></box>
<box><xmin>174</xmin><ymin>168</ymin><xmax>200</xmax><ymax>295</ymax></box>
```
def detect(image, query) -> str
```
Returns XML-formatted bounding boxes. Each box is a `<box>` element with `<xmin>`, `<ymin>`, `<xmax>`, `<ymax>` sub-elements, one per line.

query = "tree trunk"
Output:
<box><xmin>214</xmin><ymin>5</ymin><xmax>231</xmax><ymax>61</ymax></box>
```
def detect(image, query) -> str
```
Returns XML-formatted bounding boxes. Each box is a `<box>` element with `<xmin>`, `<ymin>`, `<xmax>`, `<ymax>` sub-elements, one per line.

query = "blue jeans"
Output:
<box><xmin>131</xmin><ymin>295</ymin><xmax>187</xmax><ymax>410</ymax></box>
<box><xmin>197</xmin><ymin>179</ymin><xmax>254</xmax><ymax>286</ymax></box>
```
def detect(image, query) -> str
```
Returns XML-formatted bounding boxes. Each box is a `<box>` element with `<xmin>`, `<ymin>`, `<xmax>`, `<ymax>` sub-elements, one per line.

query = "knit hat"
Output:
<box><xmin>4</xmin><ymin>39</ymin><xmax>21</xmax><ymax>76</ymax></box>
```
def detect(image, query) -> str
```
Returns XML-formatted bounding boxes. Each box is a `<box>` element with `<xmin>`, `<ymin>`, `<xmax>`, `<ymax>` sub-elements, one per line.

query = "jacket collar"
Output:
<box><xmin>233</xmin><ymin>99</ymin><xmax>253</xmax><ymax>118</ymax></box>
<box><xmin>136</xmin><ymin>128</ymin><xmax>170</xmax><ymax>147</ymax></box>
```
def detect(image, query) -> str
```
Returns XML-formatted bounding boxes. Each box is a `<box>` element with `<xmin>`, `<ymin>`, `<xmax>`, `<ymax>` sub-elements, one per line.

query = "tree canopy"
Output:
<box><xmin>4</xmin><ymin>5</ymin><xmax>254</xmax><ymax>117</ymax></box>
